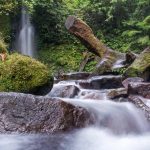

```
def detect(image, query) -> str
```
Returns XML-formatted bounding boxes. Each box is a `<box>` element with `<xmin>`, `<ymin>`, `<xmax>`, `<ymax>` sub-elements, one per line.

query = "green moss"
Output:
<box><xmin>124</xmin><ymin>48</ymin><xmax>150</xmax><ymax>78</ymax></box>
<box><xmin>0</xmin><ymin>53</ymin><xmax>53</xmax><ymax>93</ymax></box>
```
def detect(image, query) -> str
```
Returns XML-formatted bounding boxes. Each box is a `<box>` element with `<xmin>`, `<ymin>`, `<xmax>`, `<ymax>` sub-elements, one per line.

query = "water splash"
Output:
<box><xmin>17</xmin><ymin>6</ymin><xmax>35</xmax><ymax>57</ymax></box>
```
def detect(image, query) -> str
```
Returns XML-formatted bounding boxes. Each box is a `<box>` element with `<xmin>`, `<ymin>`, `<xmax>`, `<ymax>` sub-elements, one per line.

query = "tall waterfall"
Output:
<box><xmin>17</xmin><ymin>6</ymin><xmax>35</xmax><ymax>57</ymax></box>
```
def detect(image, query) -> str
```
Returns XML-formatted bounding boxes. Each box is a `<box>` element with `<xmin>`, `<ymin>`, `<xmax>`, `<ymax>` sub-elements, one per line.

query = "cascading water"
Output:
<box><xmin>16</xmin><ymin>6</ymin><xmax>35</xmax><ymax>57</ymax></box>
<box><xmin>0</xmin><ymin>75</ymin><xmax>150</xmax><ymax>150</ymax></box>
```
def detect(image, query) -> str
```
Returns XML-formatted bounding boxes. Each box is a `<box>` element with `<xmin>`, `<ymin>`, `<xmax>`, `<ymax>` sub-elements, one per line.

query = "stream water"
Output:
<box><xmin>1</xmin><ymin>75</ymin><xmax>150</xmax><ymax>150</ymax></box>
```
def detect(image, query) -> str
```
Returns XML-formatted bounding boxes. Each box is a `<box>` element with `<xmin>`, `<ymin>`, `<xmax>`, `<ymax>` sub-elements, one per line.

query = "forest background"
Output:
<box><xmin>0</xmin><ymin>0</ymin><xmax>150</xmax><ymax>73</ymax></box>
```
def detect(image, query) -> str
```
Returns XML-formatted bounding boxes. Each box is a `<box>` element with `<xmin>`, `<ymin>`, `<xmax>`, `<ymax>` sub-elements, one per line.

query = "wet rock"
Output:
<box><xmin>48</xmin><ymin>84</ymin><xmax>80</xmax><ymax>98</ymax></box>
<box><xmin>107</xmin><ymin>88</ymin><xmax>127</xmax><ymax>99</ymax></box>
<box><xmin>0</xmin><ymin>92</ymin><xmax>93</xmax><ymax>134</ymax></box>
<box><xmin>78</xmin><ymin>75</ymin><xmax>123</xmax><ymax>90</ymax></box>
<box><xmin>122</xmin><ymin>77</ymin><xmax>144</xmax><ymax>89</ymax></box>
<box><xmin>128</xmin><ymin>82</ymin><xmax>150</xmax><ymax>99</ymax></box>
<box><xmin>125</xmin><ymin>51</ymin><xmax>138</xmax><ymax>65</ymax></box>
<box><xmin>128</xmin><ymin>95</ymin><xmax>150</xmax><ymax>121</ymax></box>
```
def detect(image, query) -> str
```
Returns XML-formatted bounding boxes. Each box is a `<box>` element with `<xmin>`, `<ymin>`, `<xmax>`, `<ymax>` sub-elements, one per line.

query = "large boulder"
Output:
<box><xmin>124</xmin><ymin>47</ymin><xmax>150</xmax><ymax>81</ymax></box>
<box><xmin>0</xmin><ymin>54</ymin><xmax>53</xmax><ymax>95</ymax></box>
<box><xmin>0</xmin><ymin>92</ymin><xmax>93</xmax><ymax>133</ymax></box>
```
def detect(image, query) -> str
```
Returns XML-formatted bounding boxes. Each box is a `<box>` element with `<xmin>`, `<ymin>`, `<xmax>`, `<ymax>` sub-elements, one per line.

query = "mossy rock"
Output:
<box><xmin>0</xmin><ymin>53</ymin><xmax>53</xmax><ymax>95</ymax></box>
<box><xmin>124</xmin><ymin>47</ymin><xmax>150</xmax><ymax>81</ymax></box>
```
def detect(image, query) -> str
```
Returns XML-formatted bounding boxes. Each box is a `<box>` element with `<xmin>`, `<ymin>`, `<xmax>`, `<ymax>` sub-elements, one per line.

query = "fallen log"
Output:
<box><xmin>65</xmin><ymin>16</ymin><xmax>125</xmax><ymax>74</ymax></box>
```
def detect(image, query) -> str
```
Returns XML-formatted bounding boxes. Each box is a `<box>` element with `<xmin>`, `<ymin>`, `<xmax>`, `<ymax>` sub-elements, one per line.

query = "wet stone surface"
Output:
<box><xmin>0</xmin><ymin>92</ymin><xmax>93</xmax><ymax>134</ymax></box>
<box><xmin>77</xmin><ymin>75</ymin><xmax>123</xmax><ymax>90</ymax></box>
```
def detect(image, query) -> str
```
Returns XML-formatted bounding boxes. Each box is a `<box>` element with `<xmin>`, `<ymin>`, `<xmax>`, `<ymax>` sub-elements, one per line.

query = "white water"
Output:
<box><xmin>0</xmin><ymin>100</ymin><xmax>149</xmax><ymax>150</ymax></box>
<box><xmin>64</xmin><ymin>99</ymin><xmax>150</xmax><ymax>134</ymax></box>
<box><xmin>17</xmin><ymin>6</ymin><xmax>35</xmax><ymax>57</ymax></box>
<box><xmin>112</xmin><ymin>59</ymin><xmax>125</xmax><ymax>69</ymax></box>
<box><xmin>71</xmin><ymin>127</ymin><xmax>150</xmax><ymax>150</ymax></box>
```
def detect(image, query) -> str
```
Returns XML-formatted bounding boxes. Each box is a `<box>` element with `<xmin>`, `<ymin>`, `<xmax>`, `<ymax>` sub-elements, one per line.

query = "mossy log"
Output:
<box><xmin>124</xmin><ymin>47</ymin><xmax>150</xmax><ymax>81</ymax></box>
<box><xmin>65</xmin><ymin>16</ymin><xmax>125</xmax><ymax>74</ymax></box>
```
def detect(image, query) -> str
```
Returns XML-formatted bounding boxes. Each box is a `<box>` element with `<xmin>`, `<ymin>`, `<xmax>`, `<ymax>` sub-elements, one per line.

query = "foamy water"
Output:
<box><xmin>71</xmin><ymin>127</ymin><xmax>150</xmax><ymax>150</ymax></box>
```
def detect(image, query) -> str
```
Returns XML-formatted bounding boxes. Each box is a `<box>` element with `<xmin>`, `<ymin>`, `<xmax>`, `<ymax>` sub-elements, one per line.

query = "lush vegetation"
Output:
<box><xmin>0</xmin><ymin>53</ymin><xmax>53</xmax><ymax>93</ymax></box>
<box><xmin>0</xmin><ymin>0</ymin><xmax>150</xmax><ymax>73</ymax></box>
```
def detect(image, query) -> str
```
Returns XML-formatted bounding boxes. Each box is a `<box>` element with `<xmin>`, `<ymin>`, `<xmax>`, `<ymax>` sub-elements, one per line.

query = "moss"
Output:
<box><xmin>0</xmin><ymin>53</ymin><xmax>53</xmax><ymax>93</ymax></box>
<box><xmin>124</xmin><ymin>47</ymin><xmax>150</xmax><ymax>79</ymax></box>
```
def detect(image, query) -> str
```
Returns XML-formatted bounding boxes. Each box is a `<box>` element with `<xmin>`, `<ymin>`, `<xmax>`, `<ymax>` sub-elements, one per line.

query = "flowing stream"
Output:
<box><xmin>0</xmin><ymin>75</ymin><xmax>150</xmax><ymax>150</ymax></box>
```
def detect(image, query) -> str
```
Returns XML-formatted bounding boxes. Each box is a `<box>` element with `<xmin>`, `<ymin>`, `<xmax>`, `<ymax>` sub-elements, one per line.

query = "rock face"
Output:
<box><xmin>128</xmin><ymin>82</ymin><xmax>150</xmax><ymax>99</ymax></box>
<box><xmin>78</xmin><ymin>75</ymin><xmax>123</xmax><ymax>90</ymax></box>
<box><xmin>48</xmin><ymin>84</ymin><xmax>80</xmax><ymax>98</ymax></box>
<box><xmin>0</xmin><ymin>92</ymin><xmax>93</xmax><ymax>133</ymax></box>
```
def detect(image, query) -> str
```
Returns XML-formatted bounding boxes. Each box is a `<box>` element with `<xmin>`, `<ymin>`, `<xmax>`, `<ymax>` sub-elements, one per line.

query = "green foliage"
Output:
<box><xmin>0</xmin><ymin>53</ymin><xmax>52</xmax><ymax>92</ymax></box>
<box><xmin>0</xmin><ymin>0</ymin><xmax>150</xmax><ymax>74</ymax></box>
<box><xmin>38</xmin><ymin>44</ymin><xmax>85</xmax><ymax>74</ymax></box>
<box><xmin>83</xmin><ymin>0</ymin><xmax>150</xmax><ymax>53</ymax></box>
<box><xmin>0</xmin><ymin>0</ymin><xmax>18</xmax><ymax>15</ymax></box>
<box><xmin>32</xmin><ymin>0</ymin><xmax>67</xmax><ymax>45</ymax></box>
<box><xmin>84</xmin><ymin>61</ymin><xmax>97</xmax><ymax>72</ymax></box>
<box><xmin>112</xmin><ymin>67</ymin><xmax>126</xmax><ymax>75</ymax></box>
<box><xmin>122</xmin><ymin>15</ymin><xmax>150</xmax><ymax>52</ymax></box>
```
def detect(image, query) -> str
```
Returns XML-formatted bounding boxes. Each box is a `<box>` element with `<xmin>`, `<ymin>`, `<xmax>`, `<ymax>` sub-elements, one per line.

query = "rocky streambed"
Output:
<box><xmin>0</xmin><ymin>72</ymin><xmax>150</xmax><ymax>150</ymax></box>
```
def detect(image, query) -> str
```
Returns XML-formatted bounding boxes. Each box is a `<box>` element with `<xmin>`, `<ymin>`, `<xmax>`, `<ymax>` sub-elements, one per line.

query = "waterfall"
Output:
<box><xmin>16</xmin><ymin>6</ymin><xmax>35</xmax><ymax>57</ymax></box>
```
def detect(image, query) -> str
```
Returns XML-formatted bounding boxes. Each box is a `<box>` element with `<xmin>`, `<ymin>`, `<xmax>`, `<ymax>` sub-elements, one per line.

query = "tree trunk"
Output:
<box><xmin>65</xmin><ymin>16</ymin><xmax>125</xmax><ymax>74</ymax></box>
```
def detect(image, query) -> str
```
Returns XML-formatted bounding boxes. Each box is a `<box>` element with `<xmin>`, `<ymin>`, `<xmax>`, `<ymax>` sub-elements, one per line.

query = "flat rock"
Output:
<box><xmin>55</xmin><ymin>72</ymin><xmax>92</xmax><ymax>83</ymax></box>
<box><xmin>122</xmin><ymin>77</ymin><xmax>144</xmax><ymax>89</ymax></box>
<box><xmin>0</xmin><ymin>92</ymin><xmax>93</xmax><ymax>134</ymax></box>
<box><xmin>107</xmin><ymin>88</ymin><xmax>127</xmax><ymax>99</ymax></box>
<box><xmin>78</xmin><ymin>75</ymin><xmax>123</xmax><ymax>90</ymax></box>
